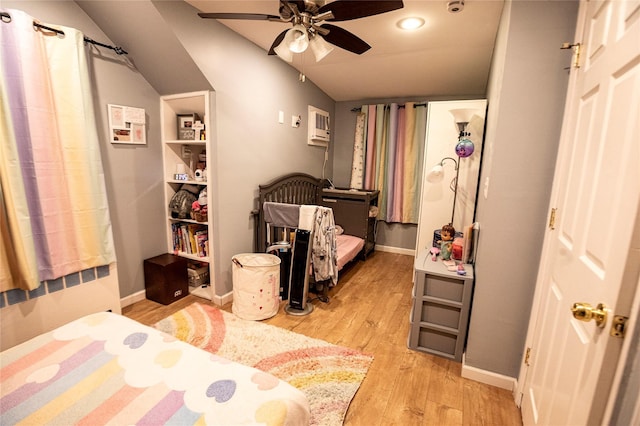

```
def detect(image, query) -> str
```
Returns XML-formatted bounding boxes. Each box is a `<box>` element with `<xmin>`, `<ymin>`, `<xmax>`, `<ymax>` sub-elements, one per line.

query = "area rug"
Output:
<box><xmin>154</xmin><ymin>302</ymin><xmax>373</xmax><ymax>426</ymax></box>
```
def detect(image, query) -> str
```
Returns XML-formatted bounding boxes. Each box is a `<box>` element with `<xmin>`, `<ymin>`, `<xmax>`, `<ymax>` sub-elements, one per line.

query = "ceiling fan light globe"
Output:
<box><xmin>287</xmin><ymin>24</ymin><xmax>309</xmax><ymax>53</ymax></box>
<box><xmin>309</xmin><ymin>35</ymin><xmax>334</xmax><ymax>62</ymax></box>
<box><xmin>274</xmin><ymin>41</ymin><xmax>293</xmax><ymax>62</ymax></box>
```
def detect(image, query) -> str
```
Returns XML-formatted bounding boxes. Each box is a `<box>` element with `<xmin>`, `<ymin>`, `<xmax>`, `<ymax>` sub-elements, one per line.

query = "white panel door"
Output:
<box><xmin>521</xmin><ymin>0</ymin><xmax>640</xmax><ymax>424</ymax></box>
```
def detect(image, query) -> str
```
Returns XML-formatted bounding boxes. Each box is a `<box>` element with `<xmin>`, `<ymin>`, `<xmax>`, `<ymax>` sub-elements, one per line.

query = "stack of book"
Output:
<box><xmin>171</xmin><ymin>223</ymin><xmax>208</xmax><ymax>257</ymax></box>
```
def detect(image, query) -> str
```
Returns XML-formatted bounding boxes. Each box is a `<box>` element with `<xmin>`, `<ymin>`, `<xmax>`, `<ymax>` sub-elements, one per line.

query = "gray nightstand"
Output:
<box><xmin>408</xmin><ymin>250</ymin><xmax>475</xmax><ymax>362</ymax></box>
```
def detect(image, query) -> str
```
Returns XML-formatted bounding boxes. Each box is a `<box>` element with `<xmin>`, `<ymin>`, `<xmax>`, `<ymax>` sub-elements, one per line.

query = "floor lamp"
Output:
<box><xmin>427</xmin><ymin>156</ymin><xmax>459</xmax><ymax>225</ymax></box>
<box><xmin>427</xmin><ymin>108</ymin><xmax>479</xmax><ymax>226</ymax></box>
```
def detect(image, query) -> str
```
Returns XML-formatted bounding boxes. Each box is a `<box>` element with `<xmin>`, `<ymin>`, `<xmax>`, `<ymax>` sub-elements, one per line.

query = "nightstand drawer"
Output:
<box><xmin>418</xmin><ymin>301</ymin><xmax>461</xmax><ymax>329</ymax></box>
<box><xmin>422</xmin><ymin>274</ymin><xmax>464</xmax><ymax>302</ymax></box>
<box><xmin>408</xmin><ymin>323</ymin><xmax>458</xmax><ymax>360</ymax></box>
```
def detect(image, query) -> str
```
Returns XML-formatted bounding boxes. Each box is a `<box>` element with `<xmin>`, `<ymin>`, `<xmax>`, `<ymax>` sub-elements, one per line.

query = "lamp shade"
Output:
<box><xmin>275</xmin><ymin>24</ymin><xmax>309</xmax><ymax>61</ymax></box>
<box><xmin>449</xmin><ymin>108</ymin><xmax>481</xmax><ymax>133</ymax></box>
<box><xmin>274</xmin><ymin>41</ymin><xmax>294</xmax><ymax>62</ymax></box>
<box><xmin>287</xmin><ymin>24</ymin><xmax>309</xmax><ymax>53</ymax></box>
<box><xmin>427</xmin><ymin>165</ymin><xmax>445</xmax><ymax>183</ymax></box>
<box><xmin>309</xmin><ymin>34</ymin><xmax>334</xmax><ymax>62</ymax></box>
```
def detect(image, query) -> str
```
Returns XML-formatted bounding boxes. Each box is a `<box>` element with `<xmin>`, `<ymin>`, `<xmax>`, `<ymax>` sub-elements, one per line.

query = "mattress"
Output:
<box><xmin>336</xmin><ymin>234</ymin><xmax>365</xmax><ymax>271</ymax></box>
<box><xmin>0</xmin><ymin>312</ymin><xmax>309</xmax><ymax>425</ymax></box>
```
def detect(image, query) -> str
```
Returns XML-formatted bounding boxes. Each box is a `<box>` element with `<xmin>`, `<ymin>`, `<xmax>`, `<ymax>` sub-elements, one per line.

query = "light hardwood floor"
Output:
<box><xmin>123</xmin><ymin>251</ymin><xmax>522</xmax><ymax>425</ymax></box>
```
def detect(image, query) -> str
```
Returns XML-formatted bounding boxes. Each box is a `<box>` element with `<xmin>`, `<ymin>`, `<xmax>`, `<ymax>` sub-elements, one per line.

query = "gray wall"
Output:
<box><xmin>152</xmin><ymin>1</ymin><xmax>335</xmax><ymax>295</ymax></box>
<box><xmin>4</xmin><ymin>1</ymin><xmax>167</xmax><ymax>300</ymax></box>
<box><xmin>465</xmin><ymin>0</ymin><xmax>578</xmax><ymax>378</ymax></box>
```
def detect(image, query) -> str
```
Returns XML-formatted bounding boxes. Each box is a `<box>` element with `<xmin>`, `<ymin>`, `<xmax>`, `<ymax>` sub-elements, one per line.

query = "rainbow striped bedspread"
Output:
<box><xmin>0</xmin><ymin>312</ymin><xmax>310</xmax><ymax>425</ymax></box>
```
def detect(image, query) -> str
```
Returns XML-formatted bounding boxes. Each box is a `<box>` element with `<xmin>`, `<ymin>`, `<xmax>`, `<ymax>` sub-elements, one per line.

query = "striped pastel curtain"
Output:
<box><xmin>349</xmin><ymin>112</ymin><xmax>366</xmax><ymax>189</ymax></box>
<box><xmin>350</xmin><ymin>102</ymin><xmax>427</xmax><ymax>223</ymax></box>
<box><xmin>0</xmin><ymin>9</ymin><xmax>116</xmax><ymax>291</ymax></box>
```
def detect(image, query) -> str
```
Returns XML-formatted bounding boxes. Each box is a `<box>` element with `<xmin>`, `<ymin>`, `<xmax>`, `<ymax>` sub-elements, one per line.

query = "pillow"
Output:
<box><xmin>335</xmin><ymin>225</ymin><xmax>344</xmax><ymax>235</ymax></box>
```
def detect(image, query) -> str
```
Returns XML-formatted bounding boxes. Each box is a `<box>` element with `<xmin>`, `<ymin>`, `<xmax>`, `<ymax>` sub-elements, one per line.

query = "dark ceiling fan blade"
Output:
<box><xmin>287</xmin><ymin>1</ymin><xmax>308</xmax><ymax>13</ymax></box>
<box><xmin>268</xmin><ymin>29</ymin><xmax>289</xmax><ymax>55</ymax></box>
<box><xmin>319</xmin><ymin>24</ymin><xmax>370</xmax><ymax>54</ymax></box>
<box><xmin>317</xmin><ymin>0</ymin><xmax>404</xmax><ymax>21</ymax></box>
<box><xmin>198</xmin><ymin>12</ymin><xmax>281</xmax><ymax>21</ymax></box>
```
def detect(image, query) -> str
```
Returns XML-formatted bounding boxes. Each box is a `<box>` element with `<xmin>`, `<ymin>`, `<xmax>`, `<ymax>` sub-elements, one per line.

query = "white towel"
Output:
<box><xmin>299</xmin><ymin>205</ymin><xmax>317</xmax><ymax>231</ymax></box>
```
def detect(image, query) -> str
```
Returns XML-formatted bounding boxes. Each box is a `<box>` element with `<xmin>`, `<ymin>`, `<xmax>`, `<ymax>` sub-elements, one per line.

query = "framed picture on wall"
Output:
<box><xmin>108</xmin><ymin>104</ymin><xmax>146</xmax><ymax>145</ymax></box>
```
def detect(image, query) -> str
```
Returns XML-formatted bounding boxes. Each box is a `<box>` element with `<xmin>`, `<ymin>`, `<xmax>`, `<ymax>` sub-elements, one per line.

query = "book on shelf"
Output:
<box><xmin>196</xmin><ymin>230</ymin><xmax>208</xmax><ymax>257</ymax></box>
<box><xmin>462</xmin><ymin>222</ymin><xmax>479</xmax><ymax>264</ymax></box>
<box><xmin>172</xmin><ymin>223</ymin><xmax>208</xmax><ymax>257</ymax></box>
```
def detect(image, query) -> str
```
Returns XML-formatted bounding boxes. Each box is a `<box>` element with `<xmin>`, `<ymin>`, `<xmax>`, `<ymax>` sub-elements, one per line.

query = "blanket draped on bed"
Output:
<box><xmin>311</xmin><ymin>206</ymin><xmax>338</xmax><ymax>285</ymax></box>
<box><xmin>264</xmin><ymin>202</ymin><xmax>338</xmax><ymax>285</ymax></box>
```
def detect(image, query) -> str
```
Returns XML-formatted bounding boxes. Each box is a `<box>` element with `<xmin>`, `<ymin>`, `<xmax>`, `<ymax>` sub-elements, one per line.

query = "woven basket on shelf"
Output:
<box><xmin>190</xmin><ymin>211</ymin><xmax>207</xmax><ymax>222</ymax></box>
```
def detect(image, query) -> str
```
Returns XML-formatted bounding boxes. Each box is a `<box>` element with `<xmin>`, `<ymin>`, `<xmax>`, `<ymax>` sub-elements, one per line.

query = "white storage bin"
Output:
<box><xmin>231</xmin><ymin>253</ymin><xmax>280</xmax><ymax>320</ymax></box>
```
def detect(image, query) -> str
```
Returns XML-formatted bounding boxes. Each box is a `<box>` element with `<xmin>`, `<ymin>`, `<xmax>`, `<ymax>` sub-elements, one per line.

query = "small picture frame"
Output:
<box><xmin>177</xmin><ymin>113</ymin><xmax>201</xmax><ymax>140</ymax></box>
<box><xmin>179</xmin><ymin>128</ymin><xmax>196</xmax><ymax>140</ymax></box>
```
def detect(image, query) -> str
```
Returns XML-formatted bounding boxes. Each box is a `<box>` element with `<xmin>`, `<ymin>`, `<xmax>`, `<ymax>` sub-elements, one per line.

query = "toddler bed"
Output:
<box><xmin>0</xmin><ymin>312</ymin><xmax>309</xmax><ymax>425</ymax></box>
<box><xmin>254</xmin><ymin>173</ymin><xmax>366</xmax><ymax>277</ymax></box>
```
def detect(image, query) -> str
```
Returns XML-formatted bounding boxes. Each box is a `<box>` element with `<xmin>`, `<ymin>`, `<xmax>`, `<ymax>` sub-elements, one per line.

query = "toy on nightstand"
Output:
<box><xmin>457</xmin><ymin>264</ymin><xmax>467</xmax><ymax>275</ymax></box>
<box><xmin>438</xmin><ymin>224</ymin><xmax>455</xmax><ymax>261</ymax></box>
<box><xmin>429</xmin><ymin>246</ymin><xmax>440</xmax><ymax>261</ymax></box>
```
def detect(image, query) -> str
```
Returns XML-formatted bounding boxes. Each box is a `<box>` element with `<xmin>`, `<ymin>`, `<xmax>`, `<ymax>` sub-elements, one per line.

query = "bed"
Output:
<box><xmin>0</xmin><ymin>312</ymin><xmax>310</xmax><ymax>425</ymax></box>
<box><xmin>253</xmin><ymin>173</ymin><xmax>369</xmax><ymax>277</ymax></box>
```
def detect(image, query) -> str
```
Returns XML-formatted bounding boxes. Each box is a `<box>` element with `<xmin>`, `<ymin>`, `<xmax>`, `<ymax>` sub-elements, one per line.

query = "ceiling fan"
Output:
<box><xmin>198</xmin><ymin>0</ymin><xmax>404</xmax><ymax>62</ymax></box>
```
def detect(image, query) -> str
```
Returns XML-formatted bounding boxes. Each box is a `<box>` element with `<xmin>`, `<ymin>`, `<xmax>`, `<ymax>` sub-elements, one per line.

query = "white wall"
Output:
<box><xmin>415</xmin><ymin>99</ymin><xmax>486</xmax><ymax>254</ymax></box>
<box><xmin>465</xmin><ymin>0</ymin><xmax>579</xmax><ymax>378</ymax></box>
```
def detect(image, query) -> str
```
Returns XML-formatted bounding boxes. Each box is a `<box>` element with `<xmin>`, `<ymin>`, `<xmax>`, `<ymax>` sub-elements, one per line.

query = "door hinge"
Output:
<box><xmin>611</xmin><ymin>315</ymin><xmax>629</xmax><ymax>338</ymax></box>
<box><xmin>561</xmin><ymin>42</ymin><xmax>581</xmax><ymax>69</ymax></box>
<box><xmin>524</xmin><ymin>347</ymin><xmax>532</xmax><ymax>366</ymax></box>
<box><xmin>549</xmin><ymin>208</ymin><xmax>557</xmax><ymax>230</ymax></box>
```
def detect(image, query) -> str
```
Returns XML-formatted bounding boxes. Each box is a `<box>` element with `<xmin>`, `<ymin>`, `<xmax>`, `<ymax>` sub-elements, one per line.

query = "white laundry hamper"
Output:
<box><xmin>231</xmin><ymin>253</ymin><xmax>281</xmax><ymax>320</ymax></box>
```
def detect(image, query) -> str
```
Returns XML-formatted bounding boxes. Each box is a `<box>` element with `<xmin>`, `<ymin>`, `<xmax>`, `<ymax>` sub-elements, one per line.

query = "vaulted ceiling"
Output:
<box><xmin>186</xmin><ymin>0</ymin><xmax>504</xmax><ymax>101</ymax></box>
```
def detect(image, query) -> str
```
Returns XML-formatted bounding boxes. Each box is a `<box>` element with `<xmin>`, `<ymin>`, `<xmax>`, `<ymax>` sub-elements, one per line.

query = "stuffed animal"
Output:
<box><xmin>429</xmin><ymin>246</ymin><xmax>440</xmax><ymax>261</ymax></box>
<box><xmin>191</xmin><ymin>188</ymin><xmax>208</xmax><ymax>222</ymax></box>
<box><xmin>168</xmin><ymin>184</ymin><xmax>199</xmax><ymax>219</ymax></box>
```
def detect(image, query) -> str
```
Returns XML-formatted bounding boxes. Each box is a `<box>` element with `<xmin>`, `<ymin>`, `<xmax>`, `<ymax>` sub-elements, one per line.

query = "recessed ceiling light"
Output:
<box><xmin>397</xmin><ymin>17</ymin><xmax>425</xmax><ymax>30</ymax></box>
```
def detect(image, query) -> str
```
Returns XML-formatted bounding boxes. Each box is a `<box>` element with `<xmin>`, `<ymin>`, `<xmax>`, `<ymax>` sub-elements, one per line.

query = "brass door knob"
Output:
<box><xmin>571</xmin><ymin>302</ymin><xmax>608</xmax><ymax>327</ymax></box>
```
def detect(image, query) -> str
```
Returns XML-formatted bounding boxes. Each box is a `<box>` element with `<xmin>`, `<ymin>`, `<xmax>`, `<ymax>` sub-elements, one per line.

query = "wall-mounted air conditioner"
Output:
<box><xmin>308</xmin><ymin>105</ymin><xmax>330</xmax><ymax>147</ymax></box>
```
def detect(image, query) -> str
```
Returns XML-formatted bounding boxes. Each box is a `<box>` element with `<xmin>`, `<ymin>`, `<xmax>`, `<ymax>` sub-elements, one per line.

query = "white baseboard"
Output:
<box><xmin>213</xmin><ymin>291</ymin><xmax>233</xmax><ymax>306</ymax></box>
<box><xmin>375</xmin><ymin>245</ymin><xmax>415</xmax><ymax>256</ymax></box>
<box><xmin>120</xmin><ymin>290</ymin><xmax>146</xmax><ymax>308</ymax></box>
<box><xmin>121</xmin><ymin>289</ymin><xmax>232</xmax><ymax>308</ymax></box>
<box><xmin>461</xmin><ymin>354</ymin><xmax>518</xmax><ymax>393</ymax></box>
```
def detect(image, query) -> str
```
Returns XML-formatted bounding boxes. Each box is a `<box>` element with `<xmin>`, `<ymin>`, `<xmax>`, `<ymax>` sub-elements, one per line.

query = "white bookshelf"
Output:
<box><xmin>160</xmin><ymin>91</ymin><xmax>215</xmax><ymax>301</ymax></box>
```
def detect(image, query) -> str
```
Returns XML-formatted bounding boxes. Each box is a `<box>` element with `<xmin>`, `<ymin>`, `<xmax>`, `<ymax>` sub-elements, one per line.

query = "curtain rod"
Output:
<box><xmin>350</xmin><ymin>102</ymin><xmax>427</xmax><ymax>112</ymax></box>
<box><xmin>0</xmin><ymin>12</ymin><xmax>128</xmax><ymax>55</ymax></box>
